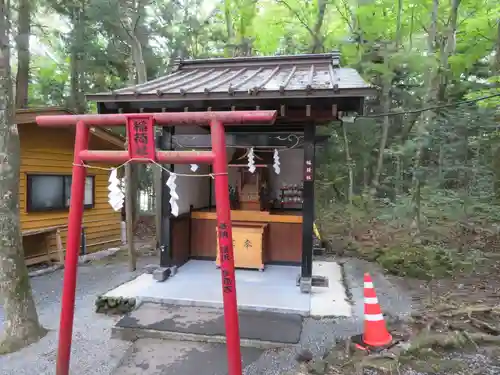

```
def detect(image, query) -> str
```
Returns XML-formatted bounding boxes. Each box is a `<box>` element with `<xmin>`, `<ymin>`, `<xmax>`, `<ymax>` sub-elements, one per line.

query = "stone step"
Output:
<box><xmin>313</xmin><ymin>246</ymin><xmax>326</xmax><ymax>256</ymax></box>
<box><xmin>112</xmin><ymin>303</ymin><xmax>303</xmax><ymax>350</ymax></box>
<box><xmin>295</xmin><ymin>274</ymin><xmax>329</xmax><ymax>288</ymax></box>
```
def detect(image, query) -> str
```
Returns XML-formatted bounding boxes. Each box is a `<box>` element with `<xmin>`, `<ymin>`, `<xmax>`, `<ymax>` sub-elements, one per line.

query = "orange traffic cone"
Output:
<box><xmin>361</xmin><ymin>273</ymin><xmax>392</xmax><ymax>348</ymax></box>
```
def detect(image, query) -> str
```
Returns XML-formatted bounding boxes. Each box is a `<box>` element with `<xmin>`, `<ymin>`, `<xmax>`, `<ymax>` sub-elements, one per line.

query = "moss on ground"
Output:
<box><xmin>375</xmin><ymin>244</ymin><xmax>456</xmax><ymax>279</ymax></box>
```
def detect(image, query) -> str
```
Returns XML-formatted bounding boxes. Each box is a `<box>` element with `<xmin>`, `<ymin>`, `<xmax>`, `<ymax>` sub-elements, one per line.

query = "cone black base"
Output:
<box><xmin>351</xmin><ymin>334</ymin><xmax>397</xmax><ymax>352</ymax></box>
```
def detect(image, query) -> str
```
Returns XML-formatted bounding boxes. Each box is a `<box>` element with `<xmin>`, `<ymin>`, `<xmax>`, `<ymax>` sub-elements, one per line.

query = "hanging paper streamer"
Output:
<box><xmin>273</xmin><ymin>149</ymin><xmax>281</xmax><ymax>175</ymax></box>
<box><xmin>108</xmin><ymin>169</ymin><xmax>124</xmax><ymax>211</ymax></box>
<box><xmin>247</xmin><ymin>147</ymin><xmax>256</xmax><ymax>173</ymax></box>
<box><xmin>166</xmin><ymin>173</ymin><xmax>179</xmax><ymax>217</ymax></box>
<box><xmin>190</xmin><ymin>149</ymin><xmax>199</xmax><ymax>172</ymax></box>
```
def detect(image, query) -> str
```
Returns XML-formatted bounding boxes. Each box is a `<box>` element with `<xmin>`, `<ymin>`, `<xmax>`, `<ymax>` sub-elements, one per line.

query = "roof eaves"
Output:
<box><xmin>90</xmin><ymin>127</ymin><xmax>125</xmax><ymax>149</ymax></box>
<box><xmin>86</xmin><ymin>86</ymin><xmax>377</xmax><ymax>102</ymax></box>
<box><xmin>16</xmin><ymin>106</ymin><xmax>74</xmax><ymax>115</ymax></box>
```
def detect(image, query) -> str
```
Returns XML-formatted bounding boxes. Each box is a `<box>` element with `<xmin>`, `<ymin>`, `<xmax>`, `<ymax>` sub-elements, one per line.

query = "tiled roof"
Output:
<box><xmin>87</xmin><ymin>52</ymin><xmax>374</xmax><ymax>102</ymax></box>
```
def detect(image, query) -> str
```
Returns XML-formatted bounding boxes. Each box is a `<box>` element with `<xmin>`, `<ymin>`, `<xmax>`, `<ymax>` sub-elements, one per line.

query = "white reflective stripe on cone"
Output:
<box><xmin>364</xmin><ymin>282</ymin><xmax>374</xmax><ymax>288</ymax></box>
<box><xmin>364</xmin><ymin>297</ymin><xmax>378</xmax><ymax>304</ymax></box>
<box><xmin>365</xmin><ymin>313</ymin><xmax>384</xmax><ymax>321</ymax></box>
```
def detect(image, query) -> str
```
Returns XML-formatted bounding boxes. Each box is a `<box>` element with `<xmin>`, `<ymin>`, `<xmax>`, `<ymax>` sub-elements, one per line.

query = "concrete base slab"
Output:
<box><xmin>113</xmin><ymin>303</ymin><xmax>302</xmax><ymax>348</ymax></box>
<box><xmin>105</xmin><ymin>260</ymin><xmax>311</xmax><ymax>315</ymax></box>
<box><xmin>310</xmin><ymin>261</ymin><xmax>351</xmax><ymax>317</ymax></box>
<box><xmin>113</xmin><ymin>338</ymin><xmax>264</xmax><ymax>375</ymax></box>
<box><xmin>105</xmin><ymin>259</ymin><xmax>352</xmax><ymax>318</ymax></box>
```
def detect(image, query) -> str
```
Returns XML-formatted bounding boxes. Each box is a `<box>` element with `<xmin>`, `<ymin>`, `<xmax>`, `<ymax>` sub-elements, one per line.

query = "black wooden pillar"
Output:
<box><xmin>300</xmin><ymin>124</ymin><xmax>316</xmax><ymax>292</ymax></box>
<box><xmin>159</xmin><ymin>126</ymin><xmax>175</xmax><ymax>267</ymax></box>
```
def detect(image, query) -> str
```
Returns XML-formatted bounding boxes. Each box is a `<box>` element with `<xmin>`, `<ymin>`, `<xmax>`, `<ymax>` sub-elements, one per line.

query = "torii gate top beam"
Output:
<box><xmin>36</xmin><ymin>111</ymin><xmax>277</xmax><ymax>128</ymax></box>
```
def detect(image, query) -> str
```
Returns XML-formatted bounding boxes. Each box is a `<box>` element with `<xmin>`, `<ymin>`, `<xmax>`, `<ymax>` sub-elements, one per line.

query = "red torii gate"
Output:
<box><xmin>35</xmin><ymin>110</ymin><xmax>277</xmax><ymax>375</ymax></box>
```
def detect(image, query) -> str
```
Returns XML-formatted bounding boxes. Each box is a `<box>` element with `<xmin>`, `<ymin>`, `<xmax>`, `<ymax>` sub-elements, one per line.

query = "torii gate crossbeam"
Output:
<box><xmin>35</xmin><ymin>110</ymin><xmax>277</xmax><ymax>375</ymax></box>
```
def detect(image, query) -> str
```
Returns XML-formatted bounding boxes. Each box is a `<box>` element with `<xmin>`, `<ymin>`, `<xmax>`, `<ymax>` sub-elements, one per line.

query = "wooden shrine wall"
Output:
<box><xmin>189</xmin><ymin>218</ymin><xmax>302</xmax><ymax>264</ymax></box>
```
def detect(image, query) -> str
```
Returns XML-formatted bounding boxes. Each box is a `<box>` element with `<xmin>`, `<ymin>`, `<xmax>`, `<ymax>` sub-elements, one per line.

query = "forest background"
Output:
<box><xmin>7</xmin><ymin>0</ymin><xmax>500</xmax><ymax>280</ymax></box>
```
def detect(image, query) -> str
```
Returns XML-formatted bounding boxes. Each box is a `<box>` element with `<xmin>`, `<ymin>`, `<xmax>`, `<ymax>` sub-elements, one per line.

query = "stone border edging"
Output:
<box><xmin>28</xmin><ymin>247</ymin><xmax>123</xmax><ymax>278</ymax></box>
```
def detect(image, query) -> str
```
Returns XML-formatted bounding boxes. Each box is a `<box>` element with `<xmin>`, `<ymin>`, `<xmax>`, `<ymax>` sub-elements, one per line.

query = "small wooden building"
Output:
<box><xmin>87</xmin><ymin>52</ymin><xmax>375</xmax><ymax>291</ymax></box>
<box><xmin>16</xmin><ymin>107</ymin><xmax>125</xmax><ymax>265</ymax></box>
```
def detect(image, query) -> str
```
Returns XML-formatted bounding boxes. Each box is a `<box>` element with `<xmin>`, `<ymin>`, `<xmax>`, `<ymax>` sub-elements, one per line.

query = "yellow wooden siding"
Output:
<box><xmin>19</xmin><ymin>123</ymin><xmax>123</xmax><ymax>257</ymax></box>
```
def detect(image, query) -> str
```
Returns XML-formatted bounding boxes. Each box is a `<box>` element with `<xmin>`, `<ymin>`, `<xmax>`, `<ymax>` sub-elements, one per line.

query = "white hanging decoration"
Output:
<box><xmin>166</xmin><ymin>173</ymin><xmax>179</xmax><ymax>217</ymax></box>
<box><xmin>108</xmin><ymin>168</ymin><xmax>124</xmax><ymax>211</ymax></box>
<box><xmin>247</xmin><ymin>147</ymin><xmax>256</xmax><ymax>173</ymax></box>
<box><xmin>190</xmin><ymin>149</ymin><xmax>199</xmax><ymax>172</ymax></box>
<box><xmin>273</xmin><ymin>149</ymin><xmax>281</xmax><ymax>175</ymax></box>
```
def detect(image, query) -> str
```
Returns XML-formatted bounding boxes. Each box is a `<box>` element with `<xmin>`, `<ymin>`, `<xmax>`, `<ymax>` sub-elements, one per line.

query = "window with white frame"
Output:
<box><xmin>27</xmin><ymin>174</ymin><xmax>95</xmax><ymax>212</ymax></box>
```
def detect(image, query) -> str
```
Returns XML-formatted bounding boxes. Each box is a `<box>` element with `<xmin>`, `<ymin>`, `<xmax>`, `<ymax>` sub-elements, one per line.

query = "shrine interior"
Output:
<box><xmin>170</xmin><ymin>125</ymin><xmax>307</xmax><ymax>270</ymax></box>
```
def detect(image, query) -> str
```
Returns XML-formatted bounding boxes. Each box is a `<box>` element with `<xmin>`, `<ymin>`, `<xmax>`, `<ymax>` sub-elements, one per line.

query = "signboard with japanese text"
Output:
<box><xmin>127</xmin><ymin>116</ymin><xmax>156</xmax><ymax>160</ymax></box>
<box><xmin>304</xmin><ymin>159</ymin><xmax>314</xmax><ymax>182</ymax></box>
<box><xmin>218</xmin><ymin>222</ymin><xmax>234</xmax><ymax>294</ymax></box>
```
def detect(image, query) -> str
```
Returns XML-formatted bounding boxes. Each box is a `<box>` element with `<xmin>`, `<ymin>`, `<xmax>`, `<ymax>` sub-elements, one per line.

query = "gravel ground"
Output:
<box><xmin>243</xmin><ymin>258</ymin><xmax>414</xmax><ymax>375</ymax></box>
<box><xmin>0</xmin><ymin>255</ymin><xmax>418</xmax><ymax>375</ymax></box>
<box><xmin>0</xmin><ymin>254</ymin><xmax>159</xmax><ymax>375</ymax></box>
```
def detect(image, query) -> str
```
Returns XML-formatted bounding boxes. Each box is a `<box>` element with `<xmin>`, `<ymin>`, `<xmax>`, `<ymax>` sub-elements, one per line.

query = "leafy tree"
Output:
<box><xmin>5</xmin><ymin>0</ymin><xmax>499</xmax><ymax>279</ymax></box>
<box><xmin>0</xmin><ymin>0</ymin><xmax>47</xmax><ymax>353</ymax></box>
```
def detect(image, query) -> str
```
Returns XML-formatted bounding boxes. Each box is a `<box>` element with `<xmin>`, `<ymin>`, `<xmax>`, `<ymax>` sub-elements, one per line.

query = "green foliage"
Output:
<box><xmin>9</xmin><ymin>0</ymin><xmax>500</xmax><ymax>274</ymax></box>
<box><xmin>376</xmin><ymin>244</ymin><xmax>456</xmax><ymax>279</ymax></box>
<box><xmin>28</xmin><ymin>55</ymin><xmax>70</xmax><ymax>106</ymax></box>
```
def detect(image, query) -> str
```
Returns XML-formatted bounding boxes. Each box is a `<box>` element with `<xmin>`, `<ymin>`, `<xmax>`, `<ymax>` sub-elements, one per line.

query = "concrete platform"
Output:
<box><xmin>105</xmin><ymin>260</ymin><xmax>351</xmax><ymax>317</ymax></box>
<box><xmin>113</xmin><ymin>338</ymin><xmax>264</xmax><ymax>375</ymax></box>
<box><xmin>311</xmin><ymin>261</ymin><xmax>351</xmax><ymax>317</ymax></box>
<box><xmin>113</xmin><ymin>303</ymin><xmax>303</xmax><ymax>348</ymax></box>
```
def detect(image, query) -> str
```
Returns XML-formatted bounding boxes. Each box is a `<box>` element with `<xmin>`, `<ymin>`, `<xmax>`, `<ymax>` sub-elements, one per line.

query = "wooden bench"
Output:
<box><xmin>22</xmin><ymin>226</ymin><xmax>64</xmax><ymax>266</ymax></box>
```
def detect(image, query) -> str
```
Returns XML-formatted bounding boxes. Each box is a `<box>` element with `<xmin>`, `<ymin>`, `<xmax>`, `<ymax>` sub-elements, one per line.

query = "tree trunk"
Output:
<box><xmin>494</xmin><ymin>19</ymin><xmax>500</xmax><ymax>73</ymax></box>
<box><xmin>15</xmin><ymin>0</ymin><xmax>30</xmax><ymax>109</ymax></box>
<box><xmin>311</xmin><ymin>0</ymin><xmax>327</xmax><ymax>53</ymax></box>
<box><xmin>223</xmin><ymin>0</ymin><xmax>234</xmax><ymax>57</ymax></box>
<box><xmin>395</xmin><ymin>153</ymin><xmax>402</xmax><ymax>195</ymax></box>
<box><xmin>0</xmin><ymin>0</ymin><xmax>47</xmax><ymax>353</ymax></box>
<box><xmin>120</xmin><ymin>7</ymin><xmax>149</xmax><ymax>270</ymax></box>
<box><xmin>69</xmin><ymin>7</ymin><xmax>86</xmax><ymax>114</ymax></box>
<box><xmin>130</xmin><ymin>34</ymin><xmax>147</xmax><ymax>84</ymax></box>
<box><xmin>438</xmin><ymin>0</ymin><xmax>461</xmax><ymax>101</ymax></box>
<box><xmin>372</xmin><ymin>75</ymin><xmax>391</xmax><ymax>191</ymax></box>
<box><xmin>342</xmin><ymin>120</ymin><xmax>354</xmax><ymax>233</ymax></box>
<box><xmin>395</xmin><ymin>0</ymin><xmax>403</xmax><ymax>49</ymax></box>
<box><xmin>410</xmin><ymin>0</ymin><xmax>441</xmax><ymax>239</ymax></box>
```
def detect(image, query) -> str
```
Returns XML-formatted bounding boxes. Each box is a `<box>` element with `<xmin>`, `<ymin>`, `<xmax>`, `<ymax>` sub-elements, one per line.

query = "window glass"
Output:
<box><xmin>84</xmin><ymin>177</ymin><xmax>94</xmax><ymax>205</ymax></box>
<box><xmin>64</xmin><ymin>176</ymin><xmax>94</xmax><ymax>207</ymax></box>
<box><xmin>29</xmin><ymin>175</ymin><xmax>64</xmax><ymax>210</ymax></box>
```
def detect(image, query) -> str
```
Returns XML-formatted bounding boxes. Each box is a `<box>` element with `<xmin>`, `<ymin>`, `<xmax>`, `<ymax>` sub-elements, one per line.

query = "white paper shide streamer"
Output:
<box><xmin>247</xmin><ymin>147</ymin><xmax>256</xmax><ymax>173</ymax></box>
<box><xmin>166</xmin><ymin>173</ymin><xmax>180</xmax><ymax>217</ymax></box>
<box><xmin>190</xmin><ymin>149</ymin><xmax>199</xmax><ymax>172</ymax></box>
<box><xmin>273</xmin><ymin>149</ymin><xmax>281</xmax><ymax>175</ymax></box>
<box><xmin>108</xmin><ymin>169</ymin><xmax>124</xmax><ymax>211</ymax></box>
